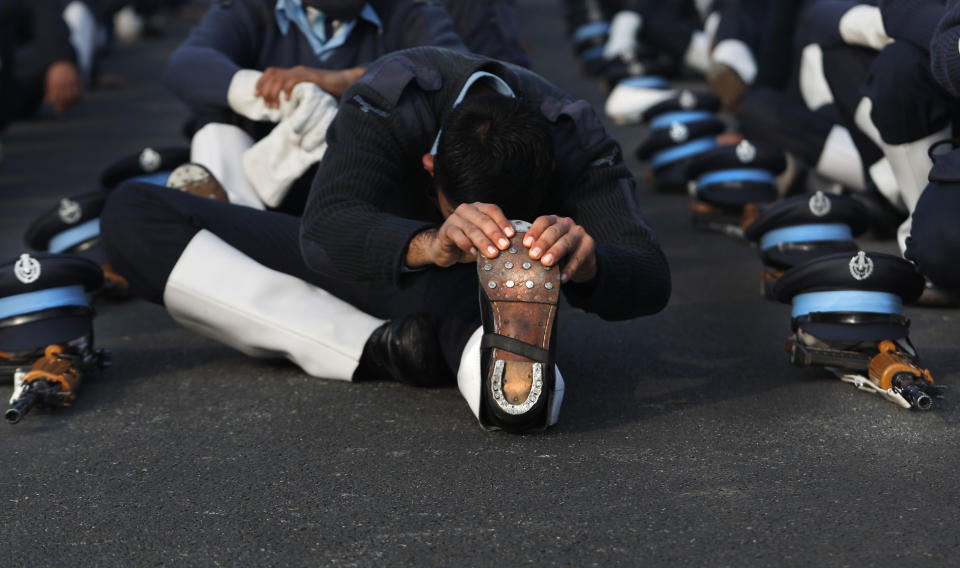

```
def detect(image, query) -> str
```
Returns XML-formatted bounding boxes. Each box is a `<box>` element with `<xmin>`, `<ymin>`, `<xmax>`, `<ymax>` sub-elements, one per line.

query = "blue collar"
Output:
<box><xmin>429</xmin><ymin>71</ymin><xmax>516</xmax><ymax>156</ymax></box>
<box><xmin>274</xmin><ymin>1</ymin><xmax>381</xmax><ymax>61</ymax></box>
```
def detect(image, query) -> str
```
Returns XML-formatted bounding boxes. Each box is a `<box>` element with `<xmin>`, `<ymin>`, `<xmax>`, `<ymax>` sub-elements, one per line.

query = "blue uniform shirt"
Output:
<box><xmin>274</xmin><ymin>0</ymin><xmax>382</xmax><ymax>61</ymax></box>
<box><xmin>163</xmin><ymin>0</ymin><xmax>466</xmax><ymax>119</ymax></box>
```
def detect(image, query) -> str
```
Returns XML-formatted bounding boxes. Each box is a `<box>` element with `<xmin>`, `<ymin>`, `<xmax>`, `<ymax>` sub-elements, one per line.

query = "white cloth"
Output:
<box><xmin>164</xmin><ymin>230</ymin><xmax>384</xmax><ymax>380</ymax></box>
<box><xmin>227</xmin><ymin>68</ymin><xmax>330</xmax><ymax>125</ymax></box>
<box><xmin>242</xmin><ymin>82</ymin><xmax>338</xmax><ymax>207</ymax></box>
<box><xmin>227</xmin><ymin>69</ymin><xmax>287</xmax><ymax>123</ymax></box>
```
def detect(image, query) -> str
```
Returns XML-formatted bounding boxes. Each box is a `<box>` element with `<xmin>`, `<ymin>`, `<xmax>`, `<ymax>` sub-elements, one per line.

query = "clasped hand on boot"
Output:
<box><xmin>405</xmin><ymin>202</ymin><xmax>597</xmax><ymax>284</ymax></box>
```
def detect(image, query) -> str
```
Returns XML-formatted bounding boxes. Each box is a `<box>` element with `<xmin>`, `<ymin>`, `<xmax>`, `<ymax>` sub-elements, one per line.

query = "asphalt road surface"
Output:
<box><xmin>2</xmin><ymin>2</ymin><xmax>959</xmax><ymax>566</ymax></box>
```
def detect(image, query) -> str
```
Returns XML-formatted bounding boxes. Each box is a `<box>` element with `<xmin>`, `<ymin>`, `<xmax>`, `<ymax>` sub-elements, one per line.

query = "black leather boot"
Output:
<box><xmin>477</xmin><ymin>224</ymin><xmax>559</xmax><ymax>433</ymax></box>
<box><xmin>353</xmin><ymin>313</ymin><xmax>443</xmax><ymax>387</ymax></box>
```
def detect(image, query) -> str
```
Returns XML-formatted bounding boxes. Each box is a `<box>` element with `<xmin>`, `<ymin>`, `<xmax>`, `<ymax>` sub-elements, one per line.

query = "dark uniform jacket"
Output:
<box><xmin>930</xmin><ymin>0</ymin><xmax>960</xmax><ymax>95</ymax></box>
<box><xmin>300</xmin><ymin>47</ymin><xmax>671</xmax><ymax>322</ymax></box>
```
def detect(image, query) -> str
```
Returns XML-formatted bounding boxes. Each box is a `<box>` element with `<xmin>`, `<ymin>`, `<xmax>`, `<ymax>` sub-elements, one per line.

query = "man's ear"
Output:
<box><xmin>421</xmin><ymin>153</ymin><xmax>435</xmax><ymax>177</ymax></box>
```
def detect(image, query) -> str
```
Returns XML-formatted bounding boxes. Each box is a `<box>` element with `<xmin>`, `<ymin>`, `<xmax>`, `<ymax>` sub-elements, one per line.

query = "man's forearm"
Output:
<box><xmin>309</xmin><ymin>67</ymin><xmax>366</xmax><ymax>98</ymax></box>
<box><xmin>404</xmin><ymin>228</ymin><xmax>439</xmax><ymax>268</ymax></box>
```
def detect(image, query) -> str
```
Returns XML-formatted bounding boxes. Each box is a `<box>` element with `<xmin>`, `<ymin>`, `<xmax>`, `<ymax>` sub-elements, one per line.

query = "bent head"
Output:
<box><xmin>432</xmin><ymin>93</ymin><xmax>554</xmax><ymax>220</ymax></box>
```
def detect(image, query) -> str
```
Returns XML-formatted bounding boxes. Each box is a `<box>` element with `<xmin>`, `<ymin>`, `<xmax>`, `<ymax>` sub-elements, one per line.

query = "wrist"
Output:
<box><xmin>405</xmin><ymin>228</ymin><xmax>439</xmax><ymax>268</ymax></box>
<box><xmin>572</xmin><ymin>260</ymin><xmax>598</xmax><ymax>283</ymax></box>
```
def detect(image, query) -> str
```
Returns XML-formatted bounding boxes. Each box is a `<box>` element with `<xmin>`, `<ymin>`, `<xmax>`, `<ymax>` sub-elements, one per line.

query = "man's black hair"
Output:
<box><xmin>434</xmin><ymin>93</ymin><xmax>554</xmax><ymax>220</ymax></box>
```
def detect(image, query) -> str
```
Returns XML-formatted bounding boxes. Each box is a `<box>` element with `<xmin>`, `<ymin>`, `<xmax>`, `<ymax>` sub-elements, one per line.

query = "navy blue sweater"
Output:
<box><xmin>162</xmin><ymin>0</ymin><xmax>466</xmax><ymax>117</ymax></box>
<box><xmin>300</xmin><ymin>48</ymin><xmax>671</xmax><ymax>322</ymax></box>
<box><xmin>931</xmin><ymin>0</ymin><xmax>960</xmax><ymax>94</ymax></box>
<box><xmin>881</xmin><ymin>0</ymin><xmax>946</xmax><ymax>49</ymax></box>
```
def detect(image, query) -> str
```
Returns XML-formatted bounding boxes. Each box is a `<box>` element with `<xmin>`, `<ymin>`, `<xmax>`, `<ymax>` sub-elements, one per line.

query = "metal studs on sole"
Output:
<box><xmin>490</xmin><ymin>360</ymin><xmax>544</xmax><ymax>415</ymax></box>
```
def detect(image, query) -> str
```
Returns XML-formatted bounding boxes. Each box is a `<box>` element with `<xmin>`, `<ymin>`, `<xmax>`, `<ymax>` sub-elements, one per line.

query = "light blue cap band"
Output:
<box><xmin>572</xmin><ymin>21</ymin><xmax>610</xmax><ymax>43</ymax></box>
<box><xmin>650</xmin><ymin>137</ymin><xmax>718</xmax><ymax>169</ymax></box>
<box><xmin>579</xmin><ymin>45</ymin><xmax>605</xmax><ymax>62</ymax></box>
<box><xmin>650</xmin><ymin>110</ymin><xmax>714</xmax><ymax>131</ymax></box>
<box><xmin>792</xmin><ymin>290</ymin><xmax>903</xmax><ymax>318</ymax></box>
<box><xmin>48</xmin><ymin>219</ymin><xmax>101</xmax><ymax>253</ymax></box>
<box><xmin>0</xmin><ymin>285</ymin><xmax>89</xmax><ymax>320</ymax></box>
<box><xmin>619</xmin><ymin>76</ymin><xmax>670</xmax><ymax>90</ymax></box>
<box><xmin>760</xmin><ymin>223</ymin><xmax>854</xmax><ymax>251</ymax></box>
<box><xmin>128</xmin><ymin>171</ymin><xmax>172</xmax><ymax>186</ymax></box>
<box><xmin>696</xmin><ymin>168</ymin><xmax>776</xmax><ymax>191</ymax></box>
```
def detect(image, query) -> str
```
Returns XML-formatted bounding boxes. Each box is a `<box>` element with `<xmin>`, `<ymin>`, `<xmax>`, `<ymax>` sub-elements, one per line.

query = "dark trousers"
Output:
<box><xmin>0</xmin><ymin>22</ymin><xmax>14</xmax><ymax>133</ymax></box>
<box><xmin>100</xmin><ymin>183</ymin><xmax>482</xmax><ymax>374</ymax></box>
<box><xmin>823</xmin><ymin>41</ymin><xmax>954</xmax><ymax>146</ymax></box>
<box><xmin>632</xmin><ymin>0</ymin><xmax>701</xmax><ymax>62</ymax></box>
<box><xmin>907</xmin><ymin>186</ymin><xmax>960</xmax><ymax>293</ymax></box>
<box><xmin>13</xmin><ymin>43</ymin><xmax>52</xmax><ymax>118</ymax></box>
<box><xmin>739</xmin><ymin>87</ymin><xmax>836</xmax><ymax>167</ymax></box>
<box><xmin>819</xmin><ymin>44</ymin><xmax>883</xmax><ymax>166</ymax></box>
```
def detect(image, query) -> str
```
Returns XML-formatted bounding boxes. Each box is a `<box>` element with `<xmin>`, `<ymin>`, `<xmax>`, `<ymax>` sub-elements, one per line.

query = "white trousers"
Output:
<box><xmin>190</xmin><ymin>123</ymin><xmax>265</xmax><ymax>209</ymax></box>
<box><xmin>163</xmin><ymin>230</ymin><xmax>382</xmax><ymax>380</ymax></box>
<box><xmin>63</xmin><ymin>1</ymin><xmax>96</xmax><ymax>82</ymax></box>
<box><xmin>854</xmin><ymin>97</ymin><xmax>948</xmax><ymax>252</ymax></box>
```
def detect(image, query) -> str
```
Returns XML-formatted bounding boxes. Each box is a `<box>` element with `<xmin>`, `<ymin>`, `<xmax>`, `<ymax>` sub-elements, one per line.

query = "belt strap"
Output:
<box><xmin>481</xmin><ymin>333</ymin><xmax>550</xmax><ymax>363</ymax></box>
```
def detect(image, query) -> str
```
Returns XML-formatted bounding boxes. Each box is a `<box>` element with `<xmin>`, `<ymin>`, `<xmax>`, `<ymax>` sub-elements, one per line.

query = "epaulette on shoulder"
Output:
<box><xmin>348</xmin><ymin>94</ymin><xmax>391</xmax><ymax>118</ymax></box>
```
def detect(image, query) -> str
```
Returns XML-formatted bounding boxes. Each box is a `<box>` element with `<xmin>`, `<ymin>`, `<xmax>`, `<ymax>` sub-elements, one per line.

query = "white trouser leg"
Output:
<box><xmin>163</xmin><ymin>230</ymin><xmax>384</xmax><ymax>380</ymax></box>
<box><xmin>868</xmin><ymin>157</ymin><xmax>899</xmax><ymax>205</ymax></box>
<box><xmin>113</xmin><ymin>5</ymin><xmax>144</xmax><ymax>42</ymax></box>
<box><xmin>815</xmin><ymin>124</ymin><xmax>865</xmax><ymax>190</ymax></box>
<box><xmin>63</xmin><ymin>1</ymin><xmax>96</xmax><ymax>82</ymax></box>
<box><xmin>457</xmin><ymin>327</ymin><xmax>565</xmax><ymax>429</ymax></box>
<box><xmin>190</xmin><ymin>123</ymin><xmax>265</xmax><ymax>209</ymax></box>
<box><xmin>854</xmin><ymin>97</ymin><xmax>947</xmax><ymax>213</ymax></box>
<box><xmin>896</xmin><ymin>217</ymin><xmax>912</xmax><ymax>256</ymax></box>
<box><xmin>602</xmin><ymin>10</ymin><xmax>641</xmax><ymax>62</ymax></box>
<box><xmin>799</xmin><ymin>44</ymin><xmax>834</xmax><ymax>112</ymax></box>
<box><xmin>684</xmin><ymin>30</ymin><xmax>712</xmax><ymax>75</ymax></box>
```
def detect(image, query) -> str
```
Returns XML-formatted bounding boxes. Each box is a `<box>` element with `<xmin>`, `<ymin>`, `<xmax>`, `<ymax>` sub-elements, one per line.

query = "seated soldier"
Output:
<box><xmin>0</xmin><ymin>0</ymin><xmax>83</xmax><ymax>124</ymax></box>
<box><xmin>798</xmin><ymin>0</ymin><xmax>952</xmax><ymax>250</ymax></box>
<box><xmin>162</xmin><ymin>0</ymin><xmax>467</xmax><ymax>211</ymax></box>
<box><xmin>101</xmin><ymin>47</ymin><xmax>671</xmax><ymax>433</ymax></box>
<box><xmin>904</xmin><ymin>0</ymin><xmax>960</xmax><ymax>296</ymax></box>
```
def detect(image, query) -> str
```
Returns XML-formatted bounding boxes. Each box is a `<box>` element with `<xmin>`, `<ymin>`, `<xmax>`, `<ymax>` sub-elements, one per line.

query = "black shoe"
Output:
<box><xmin>353</xmin><ymin>314</ymin><xmax>442</xmax><ymax>387</ymax></box>
<box><xmin>478</xmin><ymin>223</ymin><xmax>560</xmax><ymax>433</ymax></box>
<box><xmin>914</xmin><ymin>279</ymin><xmax>960</xmax><ymax>307</ymax></box>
